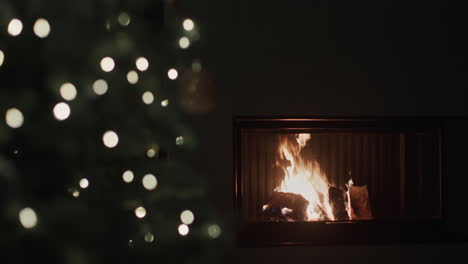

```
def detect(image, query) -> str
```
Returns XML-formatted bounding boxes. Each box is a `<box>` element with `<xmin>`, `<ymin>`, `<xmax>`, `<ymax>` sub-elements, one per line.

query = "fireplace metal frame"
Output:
<box><xmin>233</xmin><ymin>116</ymin><xmax>463</xmax><ymax>246</ymax></box>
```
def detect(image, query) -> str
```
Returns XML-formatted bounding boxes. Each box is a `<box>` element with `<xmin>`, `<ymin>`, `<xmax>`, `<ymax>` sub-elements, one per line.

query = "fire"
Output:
<box><xmin>274</xmin><ymin>133</ymin><xmax>335</xmax><ymax>221</ymax></box>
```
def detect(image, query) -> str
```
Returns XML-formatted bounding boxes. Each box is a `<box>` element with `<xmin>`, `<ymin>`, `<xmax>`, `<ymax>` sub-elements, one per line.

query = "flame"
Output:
<box><xmin>275</xmin><ymin>133</ymin><xmax>335</xmax><ymax>221</ymax></box>
<box><xmin>345</xmin><ymin>178</ymin><xmax>354</xmax><ymax>220</ymax></box>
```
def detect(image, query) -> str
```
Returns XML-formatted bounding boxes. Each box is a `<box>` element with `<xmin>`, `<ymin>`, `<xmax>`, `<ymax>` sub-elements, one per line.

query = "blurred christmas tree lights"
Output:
<box><xmin>0</xmin><ymin>0</ymin><xmax>224</xmax><ymax>263</ymax></box>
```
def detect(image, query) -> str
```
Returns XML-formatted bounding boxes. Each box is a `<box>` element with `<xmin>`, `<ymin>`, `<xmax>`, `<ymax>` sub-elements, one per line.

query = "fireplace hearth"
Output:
<box><xmin>234</xmin><ymin>117</ymin><xmax>456</xmax><ymax>246</ymax></box>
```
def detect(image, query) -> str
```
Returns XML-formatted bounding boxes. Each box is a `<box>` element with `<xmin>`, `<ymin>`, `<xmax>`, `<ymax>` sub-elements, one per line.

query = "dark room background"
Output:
<box><xmin>182</xmin><ymin>1</ymin><xmax>468</xmax><ymax>263</ymax></box>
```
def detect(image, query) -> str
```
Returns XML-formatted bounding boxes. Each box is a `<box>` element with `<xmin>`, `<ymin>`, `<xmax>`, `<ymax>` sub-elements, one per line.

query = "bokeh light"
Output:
<box><xmin>33</xmin><ymin>18</ymin><xmax>51</xmax><ymax>38</ymax></box>
<box><xmin>176</xmin><ymin>136</ymin><xmax>184</xmax><ymax>146</ymax></box>
<box><xmin>59</xmin><ymin>83</ymin><xmax>77</xmax><ymax>101</ymax></box>
<box><xmin>144</xmin><ymin>232</ymin><xmax>155</xmax><ymax>243</ymax></box>
<box><xmin>136</xmin><ymin>57</ymin><xmax>149</xmax><ymax>71</ymax></box>
<box><xmin>161</xmin><ymin>99</ymin><xmax>169</xmax><ymax>107</ymax></box>
<box><xmin>93</xmin><ymin>79</ymin><xmax>108</xmax><ymax>95</ymax></box>
<box><xmin>118</xmin><ymin>12</ymin><xmax>131</xmax><ymax>26</ymax></box>
<box><xmin>167</xmin><ymin>68</ymin><xmax>178</xmax><ymax>80</ymax></box>
<box><xmin>207</xmin><ymin>224</ymin><xmax>221</xmax><ymax>239</ymax></box>
<box><xmin>179</xmin><ymin>37</ymin><xmax>190</xmax><ymax>49</ymax></box>
<box><xmin>72</xmin><ymin>190</ymin><xmax>80</xmax><ymax>198</ymax></box>
<box><xmin>0</xmin><ymin>50</ymin><xmax>4</xmax><ymax>66</ymax></box>
<box><xmin>135</xmin><ymin>206</ymin><xmax>146</xmax><ymax>218</ymax></box>
<box><xmin>19</xmin><ymin>207</ymin><xmax>37</xmax><ymax>229</ymax></box>
<box><xmin>142</xmin><ymin>91</ymin><xmax>154</xmax><ymax>105</ymax></box>
<box><xmin>5</xmin><ymin>108</ymin><xmax>24</xmax><ymax>128</ymax></box>
<box><xmin>178</xmin><ymin>224</ymin><xmax>189</xmax><ymax>236</ymax></box>
<box><xmin>183</xmin><ymin>19</ymin><xmax>194</xmax><ymax>31</ymax></box>
<box><xmin>180</xmin><ymin>210</ymin><xmax>194</xmax><ymax>225</ymax></box>
<box><xmin>126</xmin><ymin>70</ymin><xmax>139</xmax><ymax>84</ymax></box>
<box><xmin>192</xmin><ymin>60</ymin><xmax>202</xmax><ymax>72</ymax></box>
<box><xmin>53</xmin><ymin>102</ymin><xmax>71</xmax><ymax>121</ymax></box>
<box><xmin>122</xmin><ymin>170</ymin><xmax>134</xmax><ymax>183</ymax></box>
<box><xmin>146</xmin><ymin>148</ymin><xmax>156</xmax><ymax>158</ymax></box>
<box><xmin>102</xmin><ymin>130</ymin><xmax>119</xmax><ymax>148</ymax></box>
<box><xmin>100</xmin><ymin>57</ymin><xmax>115</xmax><ymax>72</ymax></box>
<box><xmin>79</xmin><ymin>178</ymin><xmax>89</xmax><ymax>189</ymax></box>
<box><xmin>8</xmin><ymin>19</ymin><xmax>23</xmax><ymax>36</ymax></box>
<box><xmin>142</xmin><ymin>174</ymin><xmax>157</xmax><ymax>190</ymax></box>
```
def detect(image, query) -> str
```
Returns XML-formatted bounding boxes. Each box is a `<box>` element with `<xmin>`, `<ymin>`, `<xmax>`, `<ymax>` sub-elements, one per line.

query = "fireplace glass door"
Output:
<box><xmin>235</xmin><ymin>118</ymin><xmax>442</xmax><ymax>224</ymax></box>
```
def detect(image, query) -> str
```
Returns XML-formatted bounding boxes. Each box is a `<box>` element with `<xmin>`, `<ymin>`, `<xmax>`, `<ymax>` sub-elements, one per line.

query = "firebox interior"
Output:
<box><xmin>236</xmin><ymin>120</ymin><xmax>442</xmax><ymax>223</ymax></box>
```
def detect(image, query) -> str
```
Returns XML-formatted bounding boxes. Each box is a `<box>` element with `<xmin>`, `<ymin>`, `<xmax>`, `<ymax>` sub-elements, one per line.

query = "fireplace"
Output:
<box><xmin>234</xmin><ymin>117</ymin><xmax>450</xmax><ymax>246</ymax></box>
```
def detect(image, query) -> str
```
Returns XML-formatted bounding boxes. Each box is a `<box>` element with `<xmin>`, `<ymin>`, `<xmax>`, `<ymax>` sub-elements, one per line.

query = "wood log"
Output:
<box><xmin>349</xmin><ymin>184</ymin><xmax>373</xmax><ymax>220</ymax></box>
<box><xmin>262</xmin><ymin>192</ymin><xmax>309</xmax><ymax>221</ymax></box>
<box><xmin>328</xmin><ymin>187</ymin><xmax>350</xmax><ymax>221</ymax></box>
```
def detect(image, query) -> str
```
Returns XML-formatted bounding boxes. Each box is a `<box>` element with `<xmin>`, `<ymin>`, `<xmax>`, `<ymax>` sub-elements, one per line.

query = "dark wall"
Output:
<box><xmin>185</xmin><ymin>0</ymin><xmax>468</xmax><ymax>262</ymax></box>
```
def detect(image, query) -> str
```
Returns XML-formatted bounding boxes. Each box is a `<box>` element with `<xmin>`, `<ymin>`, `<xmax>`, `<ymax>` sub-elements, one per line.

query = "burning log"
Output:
<box><xmin>262</xmin><ymin>191</ymin><xmax>309</xmax><ymax>221</ymax></box>
<box><xmin>348</xmin><ymin>184</ymin><xmax>373</xmax><ymax>220</ymax></box>
<box><xmin>328</xmin><ymin>187</ymin><xmax>350</xmax><ymax>221</ymax></box>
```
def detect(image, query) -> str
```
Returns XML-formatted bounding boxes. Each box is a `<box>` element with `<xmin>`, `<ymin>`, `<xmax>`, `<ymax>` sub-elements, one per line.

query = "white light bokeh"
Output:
<box><xmin>142</xmin><ymin>91</ymin><xmax>154</xmax><ymax>105</ymax></box>
<box><xmin>167</xmin><ymin>68</ymin><xmax>178</xmax><ymax>80</ymax></box>
<box><xmin>126</xmin><ymin>70</ymin><xmax>139</xmax><ymax>84</ymax></box>
<box><xmin>179</xmin><ymin>37</ymin><xmax>190</xmax><ymax>49</ymax></box>
<box><xmin>8</xmin><ymin>19</ymin><xmax>23</xmax><ymax>36</ymax></box>
<box><xmin>93</xmin><ymin>79</ymin><xmax>108</xmax><ymax>95</ymax></box>
<box><xmin>144</xmin><ymin>232</ymin><xmax>155</xmax><ymax>243</ymax></box>
<box><xmin>142</xmin><ymin>174</ymin><xmax>158</xmax><ymax>190</ymax></box>
<box><xmin>136</xmin><ymin>57</ymin><xmax>149</xmax><ymax>71</ymax></box>
<box><xmin>5</xmin><ymin>108</ymin><xmax>24</xmax><ymax>128</ymax></box>
<box><xmin>72</xmin><ymin>190</ymin><xmax>80</xmax><ymax>198</ymax></box>
<box><xmin>53</xmin><ymin>102</ymin><xmax>71</xmax><ymax>121</ymax></box>
<box><xmin>176</xmin><ymin>136</ymin><xmax>184</xmax><ymax>146</ymax></box>
<box><xmin>161</xmin><ymin>99</ymin><xmax>169</xmax><ymax>107</ymax></box>
<box><xmin>183</xmin><ymin>19</ymin><xmax>194</xmax><ymax>31</ymax></box>
<box><xmin>19</xmin><ymin>207</ymin><xmax>38</xmax><ymax>229</ymax></box>
<box><xmin>146</xmin><ymin>148</ymin><xmax>156</xmax><ymax>158</ymax></box>
<box><xmin>178</xmin><ymin>224</ymin><xmax>189</xmax><ymax>236</ymax></box>
<box><xmin>100</xmin><ymin>57</ymin><xmax>115</xmax><ymax>72</ymax></box>
<box><xmin>33</xmin><ymin>18</ymin><xmax>51</xmax><ymax>38</ymax></box>
<box><xmin>122</xmin><ymin>170</ymin><xmax>134</xmax><ymax>183</ymax></box>
<box><xmin>59</xmin><ymin>83</ymin><xmax>77</xmax><ymax>101</ymax></box>
<box><xmin>207</xmin><ymin>224</ymin><xmax>221</xmax><ymax>239</ymax></box>
<box><xmin>79</xmin><ymin>178</ymin><xmax>89</xmax><ymax>189</ymax></box>
<box><xmin>0</xmin><ymin>50</ymin><xmax>4</xmax><ymax>66</ymax></box>
<box><xmin>118</xmin><ymin>12</ymin><xmax>131</xmax><ymax>26</ymax></box>
<box><xmin>180</xmin><ymin>210</ymin><xmax>194</xmax><ymax>225</ymax></box>
<box><xmin>102</xmin><ymin>130</ymin><xmax>119</xmax><ymax>148</ymax></box>
<box><xmin>135</xmin><ymin>206</ymin><xmax>146</xmax><ymax>218</ymax></box>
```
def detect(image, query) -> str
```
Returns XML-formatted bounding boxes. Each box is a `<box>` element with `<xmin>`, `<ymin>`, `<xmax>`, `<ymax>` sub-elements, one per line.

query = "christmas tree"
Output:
<box><xmin>0</xmin><ymin>1</ymin><xmax>223</xmax><ymax>263</ymax></box>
